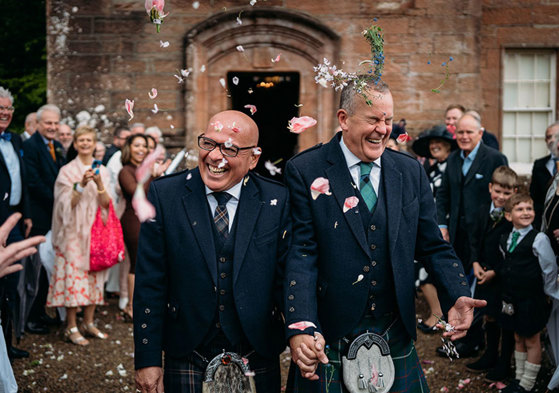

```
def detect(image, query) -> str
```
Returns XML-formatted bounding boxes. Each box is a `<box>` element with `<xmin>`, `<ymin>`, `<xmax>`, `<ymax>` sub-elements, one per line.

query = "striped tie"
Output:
<box><xmin>213</xmin><ymin>192</ymin><xmax>232</xmax><ymax>240</ymax></box>
<box><xmin>359</xmin><ymin>162</ymin><xmax>377</xmax><ymax>212</ymax></box>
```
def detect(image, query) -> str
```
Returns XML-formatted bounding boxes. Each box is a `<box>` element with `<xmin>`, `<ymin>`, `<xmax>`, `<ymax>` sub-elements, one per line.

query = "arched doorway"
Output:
<box><xmin>183</xmin><ymin>8</ymin><xmax>340</xmax><ymax>171</ymax></box>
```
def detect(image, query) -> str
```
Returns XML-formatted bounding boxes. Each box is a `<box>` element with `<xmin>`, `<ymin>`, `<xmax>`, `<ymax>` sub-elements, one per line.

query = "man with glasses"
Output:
<box><xmin>134</xmin><ymin>110</ymin><xmax>290</xmax><ymax>393</ymax></box>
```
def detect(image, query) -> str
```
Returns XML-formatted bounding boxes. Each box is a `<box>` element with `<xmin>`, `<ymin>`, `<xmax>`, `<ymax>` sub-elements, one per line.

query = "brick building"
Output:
<box><xmin>46</xmin><ymin>0</ymin><xmax>559</xmax><ymax>172</ymax></box>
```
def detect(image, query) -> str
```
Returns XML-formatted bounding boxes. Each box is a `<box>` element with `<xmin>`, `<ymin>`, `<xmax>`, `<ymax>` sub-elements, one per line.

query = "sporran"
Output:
<box><xmin>202</xmin><ymin>352</ymin><xmax>257</xmax><ymax>393</ymax></box>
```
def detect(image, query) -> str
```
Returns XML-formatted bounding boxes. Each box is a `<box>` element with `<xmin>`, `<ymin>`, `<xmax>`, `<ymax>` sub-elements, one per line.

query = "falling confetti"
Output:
<box><xmin>170</xmin><ymin>124</ymin><xmax>174</xmax><ymax>129</ymax></box>
<box><xmin>310</xmin><ymin>177</ymin><xmax>331</xmax><ymax>200</ymax></box>
<box><xmin>192</xmin><ymin>1</ymin><xmax>199</xmax><ymax>9</ymax></box>
<box><xmin>148</xmin><ymin>88</ymin><xmax>158</xmax><ymax>99</ymax></box>
<box><xmin>352</xmin><ymin>274</ymin><xmax>364</xmax><ymax>285</ymax></box>
<box><xmin>231</xmin><ymin>122</ymin><xmax>241</xmax><ymax>133</ymax></box>
<box><xmin>288</xmin><ymin>321</ymin><xmax>317</xmax><ymax>331</ymax></box>
<box><xmin>247</xmin><ymin>88</ymin><xmax>253</xmax><ymax>94</ymax></box>
<box><xmin>146</xmin><ymin>0</ymin><xmax>169</xmax><ymax>33</ymax></box>
<box><xmin>173</xmin><ymin>74</ymin><xmax>184</xmax><ymax>84</ymax></box>
<box><xmin>218</xmin><ymin>158</ymin><xmax>228</xmax><ymax>168</ymax></box>
<box><xmin>288</xmin><ymin>116</ymin><xmax>317</xmax><ymax>134</ymax></box>
<box><xmin>294</xmin><ymin>103</ymin><xmax>303</xmax><ymax>107</ymax></box>
<box><xmin>252</xmin><ymin>147</ymin><xmax>262</xmax><ymax>156</ymax></box>
<box><xmin>236</xmin><ymin>45</ymin><xmax>245</xmax><ymax>52</ymax></box>
<box><xmin>181</xmin><ymin>68</ymin><xmax>191</xmax><ymax>78</ymax></box>
<box><xmin>224</xmin><ymin>137</ymin><xmax>233</xmax><ymax>148</ymax></box>
<box><xmin>125</xmin><ymin>99</ymin><xmax>134</xmax><ymax>120</ymax></box>
<box><xmin>264</xmin><ymin>160</ymin><xmax>282</xmax><ymax>176</ymax></box>
<box><xmin>250</xmin><ymin>0</ymin><xmax>257</xmax><ymax>5</ymax></box>
<box><xmin>236</xmin><ymin>11</ymin><xmax>243</xmax><ymax>25</ymax></box>
<box><xmin>396</xmin><ymin>132</ymin><xmax>411</xmax><ymax>144</ymax></box>
<box><xmin>343</xmin><ymin>196</ymin><xmax>359</xmax><ymax>213</ymax></box>
<box><xmin>200</xmin><ymin>64</ymin><xmax>206</xmax><ymax>72</ymax></box>
<box><xmin>232</xmin><ymin>76</ymin><xmax>239</xmax><ymax>85</ymax></box>
<box><xmin>244</xmin><ymin>104</ymin><xmax>257</xmax><ymax>115</ymax></box>
<box><xmin>151</xmin><ymin>104</ymin><xmax>159</xmax><ymax>114</ymax></box>
<box><xmin>213</xmin><ymin>121</ymin><xmax>224</xmax><ymax>132</ymax></box>
<box><xmin>219</xmin><ymin>78</ymin><xmax>226</xmax><ymax>89</ymax></box>
<box><xmin>160</xmin><ymin>40</ymin><xmax>169</xmax><ymax>48</ymax></box>
<box><xmin>271</xmin><ymin>53</ymin><xmax>281</xmax><ymax>63</ymax></box>
<box><xmin>270</xmin><ymin>199</ymin><xmax>278</xmax><ymax>206</ymax></box>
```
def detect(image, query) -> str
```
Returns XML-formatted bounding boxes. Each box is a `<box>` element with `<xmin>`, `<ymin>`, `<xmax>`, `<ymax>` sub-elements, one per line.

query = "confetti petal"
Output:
<box><xmin>250</xmin><ymin>0</ymin><xmax>257</xmax><ymax>5</ymax></box>
<box><xmin>288</xmin><ymin>321</ymin><xmax>317</xmax><ymax>331</ymax></box>
<box><xmin>270</xmin><ymin>199</ymin><xmax>278</xmax><ymax>206</ymax></box>
<box><xmin>160</xmin><ymin>40</ymin><xmax>169</xmax><ymax>48</ymax></box>
<box><xmin>218</xmin><ymin>158</ymin><xmax>228</xmax><ymax>168</ymax></box>
<box><xmin>236</xmin><ymin>16</ymin><xmax>242</xmax><ymax>25</ymax></box>
<box><xmin>200</xmin><ymin>64</ymin><xmax>206</xmax><ymax>73</ymax></box>
<box><xmin>271</xmin><ymin>53</ymin><xmax>281</xmax><ymax>63</ymax></box>
<box><xmin>396</xmin><ymin>132</ymin><xmax>411</xmax><ymax>144</ymax></box>
<box><xmin>288</xmin><ymin>116</ymin><xmax>317</xmax><ymax>134</ymax></box>
<box><xmin>224</xmin><ymin>137</ymin><xmax>233</xmax><ymax>148</ymax></box>
<box><xmin>219</xmin><ymin>78</ymin><xmax>226</xmax><ymax>89</ymax></box>
<box><xmin>148</xmin><ymin>88</ymin><xmax>158</xmax><ymax>99</ymax></box>
<box><xmin>151</xmin><ymin>103</ymin><xmax>159</xmax><ymax>114</ymax></box>
<box><xmin>352</xmin><ymin>274</ymin><xmax>364</xmax><ymax>285</ymax></box>
<box><xmin>343</xmin><ymin>196</ymin><xmax>359</xmax><ymax>212</ymax></box>
<box><xmin>232</xmin><ymin>76</ymin><xmax>239</xmax><ymax>85</ymax></box>
<box><xmin>236</xmin><ymin>45</ymin><xmax>245</xmax><ymax>52</ymax></box>
<box><xmin>244</xmin><ymin>104</ymin><xmax>257</xmax><ymax>115</ymax></box>
<box><xmin>125</xmin><ymin>99</ymin><xmax>134</xmax><ymax>120</ymax></box>
<box><xmin>252</xmin><ymin>147</ymin><xmax>262</xmax><ymax>155</ymax></box>
<box><xmin>192</xmin><ymin>1</ymin><xmax>199</xmax><ymax>8</ymax></box>
<box><xmin>213</xmin><ymin>121</ymin><xmax>224</xmax><ymax>132</ymax></box>
<box><xmin>310</xmin><ymin>177</ymin><xmax>331</xmax><ymax>200</ymax></box>
<box><xmin>264</xmin><ymin>160</ymin><xmax>282</xmax><ymax>176</ymax></box>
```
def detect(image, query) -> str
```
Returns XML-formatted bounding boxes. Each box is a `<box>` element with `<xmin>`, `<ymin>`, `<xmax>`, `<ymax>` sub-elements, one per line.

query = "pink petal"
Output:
<box><xmin>310</xmin><ymin>177</ymin><xmax>331</xmax><ymax>200</ymax></box>
<box><xmin>148</xmin><ymin>88</ymin><xmax>158</xmax><ymax>99</ymax></box>
<box><xmin>132</xmin><ymin>186</ymin><xmax>156</xmax><ymax>223</ymax></box>
<box><xmin>396</xmin><ymin>132</ymin><xmax>411</xmax><ymax>143</ymax></box>
<box><xmin>244</xmin><ymin>104</ymin><xmax>257</xmax><ymax>115</ymax></box>
<box><xmin>495</xmin><ymin>382</ymin><xmax>506</xmax><ymax>389</ymax></box>
<box><xmin>343</xmin><ymin>196</ymin><xmax>359</xmax><ymax>213</ymax></box>
<box><xmin>212</xmin><ymin>121</ymin><xmax>224</xmax><ymax>132</ymax></box>
<box><xmin>136</xmin><ymin>145</ymin><xmax>164</xmax><ymax>183</ymax></box>
<box><xmin>370</xmin><ymin>363</ymin><xmax>378</xmax><ymax>385</ymax></box>
<box><xmin>288</xmin><ymin>321</ymin><xmax>317</xmax><ymax>331</ymax></box>
<box><xmin>271</xmin><ymin>53</ymin><xmax>281</xmax><ymax>63</ymax></box>
<box><xmin>288</xmin><ymin>116</ymin><xmax>317</xmax><ymax>134</ymax></box>
<box><xmin>125</xmin><ymin>99</ymin><xmax>134</xmax><ymax>120</ymax></box>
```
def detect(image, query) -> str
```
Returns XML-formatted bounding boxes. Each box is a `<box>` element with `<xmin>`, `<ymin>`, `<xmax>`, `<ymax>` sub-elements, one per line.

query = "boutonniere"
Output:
<box><xmin>55</xmin><ymin>147</ymin><xmax>65</xmax><ymax>157</ymax></box>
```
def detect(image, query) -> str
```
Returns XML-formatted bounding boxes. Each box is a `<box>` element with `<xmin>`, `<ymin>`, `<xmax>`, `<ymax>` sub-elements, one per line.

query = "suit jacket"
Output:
<box><xmin>530</xmin><ymin>155</ymin><xmax>552</xmax><ymax>229</ymax></box>
<box><xmin>283</xmin><ymin>133</ymin><xmax>469</xmax><ymax>342</ymax></box>
<box><xmin>22</xmin><ymin>132</ymin><xmax>65</xmax><ymax>235</ymax></box>
<box><xmin>436</xmin><ymin>143</ymin><xmax>508</xmax><ymax>243</ymax></box>
<box><xmin>133</xmin><ymin>169</ymin><xmax>290</xmax><ymax>369</ymax></box>
<box><xmin>482</xmin><ymin>130</ymin><xmax>499</xmax><ymax>150</ymax></box>
<box><xmin>0</xmin><ymin>130</ymin><xmax>30</xmax><ymax>226</ymax></box>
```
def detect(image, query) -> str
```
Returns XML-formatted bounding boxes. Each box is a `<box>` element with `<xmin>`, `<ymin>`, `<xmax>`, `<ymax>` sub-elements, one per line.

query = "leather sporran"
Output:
<box><xmin>202</xmin><ymin>352</ymin><xmax>257</xmax><ymax>393</ymax></box>
<box><xmin>342</xmin><ymin>332</ymin><xmax>395</xmax><ymax>393</ymax></box>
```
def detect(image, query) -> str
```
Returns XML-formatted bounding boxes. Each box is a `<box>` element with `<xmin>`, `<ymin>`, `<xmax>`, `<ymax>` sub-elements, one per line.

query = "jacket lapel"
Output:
<box><xmin>34</xmin><ymin>134</ymin><xmax>58</xmax><ymax>176</ymax></box>
<box><xmin>464</xmin><ymin>143</ymin><xmax>486</xmax><ymax>186</ymax></box>
<box><xmin>324</xmin><ymin>138</ymin><xmax>369</xmax><ymax>257</ymax></box>
<box><xmin>233</xmin><ymin>174</ymin><xmax>262</xmax><ymax>285</ymax></box>
<box><xmin>181</xmin><ymin>169</ymin><xmax>218</xmax><ymax>286</ymax></box>
<box><xmin>382</xmin><ymin>152</ymin><xmax>403</xmax><ymax>259</ymax></box>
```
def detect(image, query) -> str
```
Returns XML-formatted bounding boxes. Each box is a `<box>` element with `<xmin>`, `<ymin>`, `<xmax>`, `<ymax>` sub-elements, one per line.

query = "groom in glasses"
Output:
<box><xmin>134</xmin><ymin>110</ymin><xmax>290</xmax><ymax>393</ymax></box>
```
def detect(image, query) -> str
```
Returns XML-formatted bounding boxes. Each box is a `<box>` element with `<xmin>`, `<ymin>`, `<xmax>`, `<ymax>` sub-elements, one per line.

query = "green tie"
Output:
<box><xmin>359</xmin><ymin>162</ymin><xmax>377</xmax><ymax>212</ymax></box>
<box><xmin>508</xmin><ymin>231</ymin><xmax>520</xmax><ymax>253</ymax></box>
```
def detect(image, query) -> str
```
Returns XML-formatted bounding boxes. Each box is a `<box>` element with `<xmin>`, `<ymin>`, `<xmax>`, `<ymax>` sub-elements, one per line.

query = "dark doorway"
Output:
<box><xmin>228</xmin><ymin>72</ymin><xmax>299</xmax><ymax>181</ymax></box>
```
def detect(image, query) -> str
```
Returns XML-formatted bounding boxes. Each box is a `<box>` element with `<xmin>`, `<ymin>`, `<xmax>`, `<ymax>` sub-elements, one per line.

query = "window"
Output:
<box><xmin>502</xmin><ymin>50</ymin><xmax>556</xmax><ymax>167</ymax></box>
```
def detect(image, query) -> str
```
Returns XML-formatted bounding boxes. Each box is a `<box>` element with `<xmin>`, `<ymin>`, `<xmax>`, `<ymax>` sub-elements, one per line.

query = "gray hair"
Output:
<box><xmin>0</xmin><ymin>87</ymin><xmax>14</xmax><ymax>104</ymax></box>
<box><xmin>457</xmin><ymin>113</ymin><xmax>482</xmax><ymax>130</ymax></box>
<box><xmin>145</xmin><ymin>126</ymin><xmax>163</xmax><ymax>142</ymax></box>
<box><xmin>465</xmin><ymin>110</ymin><xmax>481</xmax><ymax>123</ymax></box>
<box><xmin>547</xmin><ymin>121</ymin><xmax>559</xmax><ymax>133</ymax></box>
<box><xmin>339</xmin><ymin>77</ymin><xmax>390</xmax><ymax>115</ymax></box>
<box><xmin>25</xmin><ymin>112</ymin><xmax>36</xmax><ymax>124</ymax></box>
<box><xmin>37</xmin><ymin>104</ymin><xmax>61</xmax><ymax>121</ymax></box>
<box><xmin>130</xmin><ymin>122</ymin><xmax>145</xmax><ymax>130</ymax></box>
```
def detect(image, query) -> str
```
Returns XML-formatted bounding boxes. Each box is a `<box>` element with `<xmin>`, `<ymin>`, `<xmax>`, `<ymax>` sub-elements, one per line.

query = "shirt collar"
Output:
<box><xmin>205</xmin><ymin>178</ymin><xmax>243</xmax><ymax>201</ymax></box>
<box><xmin>513</xmin><ymin>224</ymin><xmax>532</xmax><ymax>234</ymax></box>
<box><xmin>460</xmin><ymin>140</ymin><xmax>481</xmax><ymax>160</ymax></box>
<box><xmin>40</xmin><ymin>134</ymin><xmax>51</xmax><ymax>145</ymax></box>
<box><xmin>340</xmin><ymin>136</ymin><xmax>382</xmax><ymax>169</ymax></box>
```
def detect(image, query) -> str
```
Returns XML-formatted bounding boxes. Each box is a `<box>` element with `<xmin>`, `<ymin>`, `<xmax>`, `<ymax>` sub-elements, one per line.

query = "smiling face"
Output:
<box><xmin>130</xmin><ymin>136</ymin><xmax>148</xmax><ymax>166</ymax></box>
<box><xmin>456</xmin><ymin>115</ymin><xmax>483</xmax><ymax>154</ymax></box>
<box><xmin>37</xmin><ymin>110</ymin><xmax>60</xmax><ymax>141</ymax></box>
<box><xmin>74</xmin><ymin>132</ymin><xmax>96</xmax><ymax>158</ymax></box>
<box><xmin>56</xmin><ymin>124</ymin><xmax>73</xmax><ymax>149</ymax></box>
<box><xmin>337</xmin><ymin>90</ymin><xmax>394</xmax><ymax>162</ymax></box>
<box><xmin>445</xmin><ymin>108</ymin><xmax>463</xmax><ymax>127</ymax></box>
<box><xmin>0</xmin><ymin>97</ymin><xmax>13</xmax><ymax>133</ymax></box>
<box><xmin>489</xmin><ymin>183</ymin><xmax>515</xmax><ymax>208</ymax></box>
<box><xmin>505</xmin><ymin>200</ymin><xmax>535</xmax><ymax>229</ymax></box>
<box><xmin>429</xmin><ymin>138</ymin><xmax>451</xmax><ymax>162</ymax></box>
<box><xmin>198</xmin><ymin>111</ymin><xmax>260</xmax><ymax>192</ymax></box>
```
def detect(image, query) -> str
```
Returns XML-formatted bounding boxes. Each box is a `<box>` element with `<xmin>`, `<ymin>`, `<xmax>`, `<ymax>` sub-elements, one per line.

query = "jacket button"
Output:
<box><xmin>220</xmin><ymin>273</ymin><xmax>227</xmax><ymax>279</ymax></box>
<box><xmin>459</xmin><ymin>273</ymin><xmax>464</xmax><ymax>277</ymax></box>
<box><xmin>371</xmin><ymin>280</ymin><xmax>377</xmax><ymax>286</ymax></box>
<box><xmin>370</xmin><ymin>244</ymin><xmax>376</xmax><ymax>250</ymax></box>
<box><xmin>363</xmin><ymin>266</ymin><xmax>370</xmax><ymax>273</ymax></box>
<box><xmin>371</xmin><ymin>303</ymin><xmax>376</xmax><ymax>311</ymax></box>
<box><xmin>370</xmin><ymin>225</ymin><xmax>376</xmax><ymax>231</ymax></box>
<box><xmin>171</xmin><ymin>307</ymin><xmax>176</xmax><ymax>312</ymax></box>
<box><xmin>141</xmin><ymin>323</ymin><xmax>147</xmax><ymax>329</ymax></box>
<box><xmin>290</xmin><ymin>280</ymin><xmax>296</xmax><ymax>286</ymax></box>
<box><xmin>461</xmin><ymin>281</ymin><xmax>467</xmax><ymax>286</ymax></box>
<box><xmin>219</xmin><ymin>305</ymin><xmax>225</xmax><ymax>311</ymax></box>
<box><xmin>453</xmin><ymin>263</ymin><xmax>458</xmax><ymax>267</ymax></box>
<box><xmin>216</xmin><ymin>322</ymin><xmax>221</xmax><ymax>328</ymax></box>
<box><xmin>220</xmin><ymin>289</ymin><xmax>226</xmax><ymax>295</ymax></box>
<box><xmin>145</xmin><ymin>308</ymin><xmax>151</xmax><ymax>314</ymax></box>
<box><xmin>371</xmin><ymin>261</ymin><xmax>377</xmax><ymax>266</ymax></box>
<box><xmin>219</xmin><ymin>257</ymin><xmax>226</xmax><ymax>263</ymax></box>
<box><xmin>289</xmin><ymin>307</ymin><xmax>295</xmax><ymax>312</ymax></box>
<box><xmin>288</xmin><ymin>295</ymin><xmax>294</xmax><ymax>300</ymax></box>
<box><xmin>142</xmin><ymin>338</ymin><xmax>148</xmax><ymax>344</ymax></box>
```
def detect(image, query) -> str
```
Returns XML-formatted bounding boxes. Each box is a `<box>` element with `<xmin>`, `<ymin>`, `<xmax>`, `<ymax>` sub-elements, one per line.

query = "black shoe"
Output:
<box><xmin>39</xmin><ymin>313</ymin><xmax>60</xmax><ymax>326</ymax></box>
<box><xmin>25</xmin><ymin>321</ymin><xmax>50</xmax><ymax>335</ymax></box>
<box><xmin>485</xmin><ymin>363</ymin><xmax>512</xmax><ymax>382</ymax></box>
<box><xmin>417</xmin><ymin>321</ymin><xmax>437</xmax><ymax>334</ymax></box>
<box><xmin>8</xmin><ymin>346</ymin><xmax>29</xmax><ymax>360</ymax></box>
<box><xmin>466</xmin><ymin>353</ymin><xmax>498</xmax><ymax>372</ymax></box>
<box><xmin>501</xmin><ymin>380</ymin><xmax>528</xmax><ymax>393</ymax></box>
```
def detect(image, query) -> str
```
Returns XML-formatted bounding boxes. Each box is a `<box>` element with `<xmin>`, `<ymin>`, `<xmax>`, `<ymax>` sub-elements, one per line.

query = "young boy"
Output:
<box><xmin>499</xmin><ymin>194</ymin><xmax>556</xmax><ymax>393</ymax></box>
<box><xmin>466</xmin><ymin>166</ymin><xmax>517</xmax><ymax>381</ymax></box>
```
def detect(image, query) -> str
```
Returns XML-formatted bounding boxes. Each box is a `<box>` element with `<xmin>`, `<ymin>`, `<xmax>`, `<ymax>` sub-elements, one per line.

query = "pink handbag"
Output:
<box><xmin>89</xmin><ymin>202</ymin><xmax>125</xmax><ymax>272</ymax></box>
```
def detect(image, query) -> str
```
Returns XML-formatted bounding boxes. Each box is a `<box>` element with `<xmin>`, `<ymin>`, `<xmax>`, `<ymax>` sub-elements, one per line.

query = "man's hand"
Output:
<box><xmin>440</xmin><ymin>227</ymin><xmax>450</xmax><ymax>242</ymax></box>
<box><xmin>445</xmin><ymin>296</ymin><xmax>487</xmax><ymax>341</ymax></box>
<box><xmin>0</xmin><ymin>213</ymin><xmax>45</xmax><ymax>278</ymax></box>
<box><xmin>23</xmin><ymin>218</ymin><xmax>32</xmax><ymax>238</ymax></box>
<box><xmin>478</xmin><ymin>269</ymin><xmax>495</xmax><ymax>285</ymax></box>
<box><xmin>472</xmin><ymin>262</ymin><xmax>484</xmax><ymax>280</ymax></box>
<box><xmin>135</xmin><ymin>366</ymin><xmax>164</xmax><ymax>393</ymax></box>
<box><xmin>289</xmin><ymin>333</ymin><xmax>329</xmax><ymax>380</ymax></box>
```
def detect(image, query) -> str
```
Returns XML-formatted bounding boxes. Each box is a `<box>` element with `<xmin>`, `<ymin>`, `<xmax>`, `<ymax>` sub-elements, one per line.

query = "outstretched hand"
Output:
<box><xmin>445</xmin><ymin>296</ymin><xmax>486</xmax><ymax>340</ymax></box>
<box><xmin>289</xmin><ymin>333</ymin><xmax>329</xmax><ymax>380</ymax></box>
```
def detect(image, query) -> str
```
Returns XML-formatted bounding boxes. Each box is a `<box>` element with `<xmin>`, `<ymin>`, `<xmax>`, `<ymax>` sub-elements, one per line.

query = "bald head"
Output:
<box><xmin>207</xmin><ymin>110</ymin><xmax>259</xmax><ymax>146</ymax></box>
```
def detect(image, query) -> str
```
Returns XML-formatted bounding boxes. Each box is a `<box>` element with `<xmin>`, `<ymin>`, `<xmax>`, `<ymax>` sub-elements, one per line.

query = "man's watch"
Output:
<box><xmin>73</xmin><ymin>182</ymin><xmax>84</xmax><ymax>193</ymax></box>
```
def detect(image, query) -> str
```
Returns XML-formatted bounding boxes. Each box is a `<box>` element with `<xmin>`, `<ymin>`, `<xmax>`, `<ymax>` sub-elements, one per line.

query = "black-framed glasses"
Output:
<box><xmin>0</xmin><ymin>105</ymin><xmax>14</xmax><ymax>112</ymax></box>
<box><xmin>198</xmin><ymin>135</ymin><xmax>256</xmax><ymax>157</ymax></box>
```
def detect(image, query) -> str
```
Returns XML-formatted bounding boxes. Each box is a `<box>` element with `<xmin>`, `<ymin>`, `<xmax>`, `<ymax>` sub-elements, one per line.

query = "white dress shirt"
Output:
<box><xmin>0</xmin><ymin>135</ymin><xmax>22</xmax><ymax>206</ymax></box>
<box><xmin>205</xmin><ymin>180</ymin><xmax>243</xmax><ymax>231</ymax></box>
<box><xmin>339</xmin><ymin>136</ymin><xmax>381</xmax><ymax>195</ymax></box>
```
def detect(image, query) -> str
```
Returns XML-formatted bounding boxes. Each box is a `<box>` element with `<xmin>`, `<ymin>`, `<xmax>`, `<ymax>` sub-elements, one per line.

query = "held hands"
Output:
<box><xmin>289</xmin><ymin>333</ymin><xmax>329</xmax><ymax>380</ymax></box>
<box><xmin>440</xmin><ymin>227</ymin><xmax>450</xmax><ymax>242</ymax></box>
<box><xmin>472</xmin><ymin>262</ymin><xmax>494</xmax><ymax>285</ymax></box>
<box><xmin>135</xmin><ymin>366</ymin><xmax>164</xmax><ymax>393</ymax></box>
<box><xmin>444</xmin><ymin>296</ymin><xmax>487</xmax><ymax>341</ymax></box>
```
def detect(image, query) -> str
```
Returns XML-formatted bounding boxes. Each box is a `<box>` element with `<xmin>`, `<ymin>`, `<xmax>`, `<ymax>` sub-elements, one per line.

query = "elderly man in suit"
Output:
<box><xmin>134</xmin><ymin>110</ymin><xmax>290</xmax><ymax>393</ymax></box>
<box><xmin>0</xmin><ymin>86</ymin><xmax>33</xmax><ymax>362</ymax></box>
<box><xmin>530</xmin><ymin>121</ymin><xmax>559</xmax><ymax>229</ymax></box>
<box><xmin>284</xmin><ymin>81</ymin><xmax>484</xmax><ymax>392</ymax></box>
<box><xmin>22</xmin><ymin>104</ymin><xmax>66</xmax><ymax>335</ymax></box>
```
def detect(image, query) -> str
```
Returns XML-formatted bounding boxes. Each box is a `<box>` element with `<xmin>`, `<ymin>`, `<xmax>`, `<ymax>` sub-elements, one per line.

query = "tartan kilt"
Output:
<box><xmin>286</xmin><ymin>314</ymin><xmax>429</xmax><ymax>393</ymax></box>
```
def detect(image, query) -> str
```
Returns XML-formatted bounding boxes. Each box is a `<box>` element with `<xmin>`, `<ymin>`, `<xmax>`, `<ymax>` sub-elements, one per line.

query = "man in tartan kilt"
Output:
<box><xmin>283</xmin><ymin>80</ymin><xmax>486</xmax><ymax>392</ymax></box>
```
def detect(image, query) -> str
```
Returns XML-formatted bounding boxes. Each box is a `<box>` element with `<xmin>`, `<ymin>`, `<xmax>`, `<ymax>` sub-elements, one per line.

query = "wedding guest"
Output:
<box><xmin>46</xmin><ymin>125</ymin><xmax>111</xmax><ymax>346</ymax></box>
<box><xmin>55</xmin><ymin>123</ymin><xmax>73</xmax><ymax>157</ymax></box>
<box><xmin>21</xmin><ymin>112</ymin><xmax>37</xmax><ymax>141</ymax></box>
<box><xmin>94</xmin><ymin>141</ymin><xmax>106</xmax><ymax>162</ymax></box>
<box><xmin>102</xmin><ymin>125</ymin><xmax>131</xmax><ymax>165</ymax></box>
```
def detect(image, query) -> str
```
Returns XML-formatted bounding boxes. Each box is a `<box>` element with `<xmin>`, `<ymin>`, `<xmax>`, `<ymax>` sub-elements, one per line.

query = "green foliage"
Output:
<box><xmin>0</xmin><ymin>0</ymin><xmax>47</xmax><ymax>133</ymax></box>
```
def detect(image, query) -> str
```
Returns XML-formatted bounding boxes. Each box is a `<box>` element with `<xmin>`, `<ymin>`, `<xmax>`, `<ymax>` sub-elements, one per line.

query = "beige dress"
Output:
<box><xmin>47</xmin><ymin>158</ymin><xmax>110</xmax><ymax>308</ymax></box>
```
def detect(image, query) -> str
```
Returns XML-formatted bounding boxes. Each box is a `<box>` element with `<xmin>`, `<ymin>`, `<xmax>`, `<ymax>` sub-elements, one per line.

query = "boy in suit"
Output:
<box><xmin>466</xmin><ymin>166</ymin><xmax>517</xmax><ymax>382</ymax></box>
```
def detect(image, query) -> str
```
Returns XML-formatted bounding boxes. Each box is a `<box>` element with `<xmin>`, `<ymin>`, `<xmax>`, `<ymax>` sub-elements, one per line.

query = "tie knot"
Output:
<box><xmin>0</xmin><ymin>132</ymin><xmax>11</xmax><ymax>142</ymax></box>
<box><xmin>359</xmin><ymin>162</ymin><xmax>374</xmax><ymax>178</ymax></box>
<box><xmin>213</xmin><ymin>192</ymin><xmax>232</xmax><ymax>206</ymax></box>
<box><xmin>512</xmin><ymin>231</ymin><xmax>520</xmax><ymax>239</ymax></box>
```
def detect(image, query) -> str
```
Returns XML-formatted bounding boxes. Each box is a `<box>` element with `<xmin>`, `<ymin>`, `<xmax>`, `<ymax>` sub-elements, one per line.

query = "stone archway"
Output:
<box><xmin>183</xmin><ymin>8</ymin><xmax>340</xmax><ymax>154</ymax></box>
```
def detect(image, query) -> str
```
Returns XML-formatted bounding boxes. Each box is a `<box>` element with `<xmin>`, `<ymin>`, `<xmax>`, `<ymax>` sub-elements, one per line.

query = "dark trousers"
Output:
<box><xmin>164</xmin><ymin>335</ymin><xmax>280</xmax><ymax>393</ymax></box>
